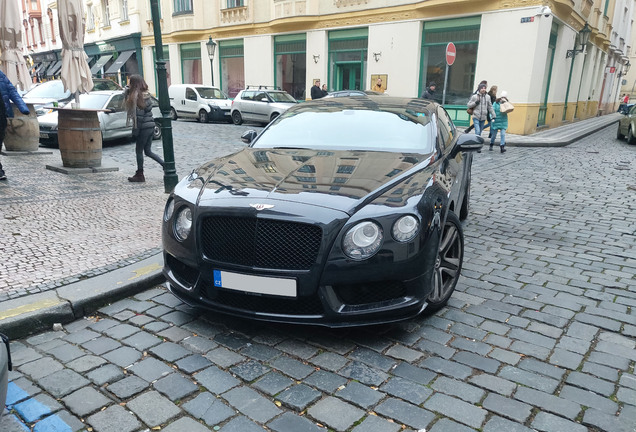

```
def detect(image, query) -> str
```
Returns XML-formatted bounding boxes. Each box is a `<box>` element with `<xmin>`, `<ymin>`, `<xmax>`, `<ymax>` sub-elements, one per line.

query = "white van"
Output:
<box><xmin>168</xmin><ymin>84</ymin><xmax>232</xmax><ymax>123</ymax></box>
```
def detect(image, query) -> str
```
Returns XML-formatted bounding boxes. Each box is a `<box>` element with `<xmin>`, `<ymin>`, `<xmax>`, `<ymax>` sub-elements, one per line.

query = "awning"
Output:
<box><xmin>104</xmin><ymin>50</ymin><xmax>134</xmax><ymax>74</ymax></box>
<box><xmin>90</xmin><ymin>54</ymin><xmax>113</xmax><ymax>74</ymax></box>
<box><xmin>46</xmin><ymin>60</ymin><xmax>63</xmax><ymax>77</ymax></box>
<box><xmin>33</xmin><ymin>62</ymin><xmax>46</xmax><ymax>74</ymax></box>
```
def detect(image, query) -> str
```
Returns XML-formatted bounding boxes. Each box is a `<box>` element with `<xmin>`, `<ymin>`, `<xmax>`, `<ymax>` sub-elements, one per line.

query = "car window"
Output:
<box><xmin>186</xmin><ymin>88</ymin><xmax>197</xmax><ymax>101</ymax></box>
<box><xmin>436</xmin><ymin>106</ymin><xmax>455</xmax><ymax>149</ymax></box>
<box><xmin>241</xmin><ymin>91</ymin><xmax>255</xmax><ymax>101</ymax></box>
<box><xmin>23</xmin><ymin>80</ymin><xmax>71</xmax><ymax>99</ymax></box>
<box><xmin>197</xmin><ymin>87</ymin><xmax>227</xmax><ymax>99</ymax></box>
<box><xmin>268</xmin><ymin>92</ymin><xmax>296</xmax><ymax>103</ymax></box>
<box><xmin>254</xmin><ymin>92</ymin><xmax>268</xmax><ymax>102</ymax></box>
<box><xmin>77</xmin><ymin>94</ymin><xmax>111</xmax><ymax>109</ymax></box>
<box><xmin>93</xmin><ymin>80</ymin><xmax>120</xmax><ymax>91</ymax></box>
<box><xmin>106</xmin><ymin>94</ymin><xmax>125</xmax><ymax>110</ymax></box>
<box><xmin>253</xmin><ymin>108</ymin><xmax>435</xmax><ymax>154</ymax></box>
<box><xmin>629</xmin><ymin>105</ymin><xmax>636</xmax><ymax>115</ymax></box>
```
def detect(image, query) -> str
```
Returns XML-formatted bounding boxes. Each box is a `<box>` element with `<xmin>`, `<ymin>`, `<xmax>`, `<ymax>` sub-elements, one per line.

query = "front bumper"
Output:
<box><xmin>38</xmin><ymin>129</ymin><xmax>58</xmax><ymax>147</ymax></box>
<box><xmin>207</xmin><ymin>107</ymin><xmax>231</xmax><ymax>122</ymax></box>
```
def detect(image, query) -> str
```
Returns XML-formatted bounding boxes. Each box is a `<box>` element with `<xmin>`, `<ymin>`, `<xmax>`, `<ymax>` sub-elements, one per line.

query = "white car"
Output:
<box><xmin>168</xmin><ymin>84</ymin><xmax>233</xmax><ymax>123</ymax></box>
<box><xmin>230</xmin><ymin>87</ymin><xmax>297</xmax><ymax>125</ymax></box>
<box><xmin>38</xmin><ymin>90</ymin><xmax>162</xmax><ymax>147</ymax></box>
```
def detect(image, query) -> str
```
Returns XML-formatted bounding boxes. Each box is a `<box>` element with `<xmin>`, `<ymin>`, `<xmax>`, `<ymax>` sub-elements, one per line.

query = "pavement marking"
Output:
<box><xmin>0</xmin><ymin>298</ymin><xmax>63</xmax><ymax>321</ymax></box>
<box><xmin>127</xmin><ymin>263</ymin><xmax>162</xmax><ymax>280</ymax></box>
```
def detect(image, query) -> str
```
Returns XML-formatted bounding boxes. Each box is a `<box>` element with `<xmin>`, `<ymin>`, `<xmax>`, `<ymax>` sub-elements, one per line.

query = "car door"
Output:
<box><xmin>252</xmin><ymin>91</ymin><xmax>271</xmax><ymax>122</ymax></box>
<box><xmin>239</xmin><ymin>90</ymin><xmax>256</xmax><ymax>122</ymax></box>
<box><xmin>183</xmin><ymin>87</ymin><xmax>198</xmax><ymax>118</ymax></box>
<box><xmin>102</xmin><ymin>94</ymin><xmax>128</xmax><ymax>140</ymax></box>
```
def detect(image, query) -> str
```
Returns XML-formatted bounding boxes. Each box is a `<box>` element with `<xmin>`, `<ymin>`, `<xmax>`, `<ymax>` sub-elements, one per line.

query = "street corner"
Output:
<box><xmin>0</xmin><ymin>292</ymin><xmax>73</xmax><ymax>340</ymax></box>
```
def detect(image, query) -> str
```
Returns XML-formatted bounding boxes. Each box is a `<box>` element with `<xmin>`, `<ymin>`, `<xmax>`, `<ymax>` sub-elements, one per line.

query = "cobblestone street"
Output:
<box><xmin>2</xmin><ymin>124</ymin><xmax>636</xmax><ymax>431</ymax></box>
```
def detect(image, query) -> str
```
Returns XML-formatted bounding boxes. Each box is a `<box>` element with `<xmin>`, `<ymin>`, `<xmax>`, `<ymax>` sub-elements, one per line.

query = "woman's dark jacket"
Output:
<box><xmin>0</xmin><ymin>70</ymin><xmax>30</xmax><ymax>118</ymax></box>
<box><xmin>124</xmin><ymin>89</ymin><xmax>155</xmax><ymax>133</ymax></box>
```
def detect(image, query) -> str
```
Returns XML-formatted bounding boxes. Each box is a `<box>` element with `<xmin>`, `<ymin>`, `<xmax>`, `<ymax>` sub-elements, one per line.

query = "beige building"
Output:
<box><xmin>21</xmin><ymin>0</ymin><xmax>634</xmax><ymax>135</ymax></box>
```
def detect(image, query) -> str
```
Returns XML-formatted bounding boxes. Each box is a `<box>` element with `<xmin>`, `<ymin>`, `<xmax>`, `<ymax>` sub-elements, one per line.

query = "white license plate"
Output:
<box><xmin>39</xmin><ymin>132</ymin><xmax>49</xmax><ymax>138</ymax></box>
<box><xmin>213</xmin><ymin>270</ymin><xmax>296</xmax><ymax>297</ymax></box>
<box><xmin>224</xmin><ymin>112</ymin><xmax>230</xmax><ymax>116</ymax></box>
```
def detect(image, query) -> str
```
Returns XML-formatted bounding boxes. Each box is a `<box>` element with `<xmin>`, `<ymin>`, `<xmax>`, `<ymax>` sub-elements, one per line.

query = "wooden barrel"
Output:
<box><xmin>3</xmin><ymin>103</ymin><xmax>40</xmax><ymax>152</ymax></box>
<box><xmin>58</xmin><ymin>109</ymin><xmax>102</xmax><ymax>168</ymax></box>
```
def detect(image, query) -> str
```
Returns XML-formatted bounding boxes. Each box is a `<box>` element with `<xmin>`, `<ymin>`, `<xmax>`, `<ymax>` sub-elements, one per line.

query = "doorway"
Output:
<box><xmin>336</xmin><ymin>63</ymin><xmax>362</xmax><ymax>90</ymax></box>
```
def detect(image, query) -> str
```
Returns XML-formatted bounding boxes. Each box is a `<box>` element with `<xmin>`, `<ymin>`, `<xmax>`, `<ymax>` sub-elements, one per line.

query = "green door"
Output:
<box><xmin>336</xmin><ymin>63</ymin><xmax>361</xmax><ymax>90</ymax></box>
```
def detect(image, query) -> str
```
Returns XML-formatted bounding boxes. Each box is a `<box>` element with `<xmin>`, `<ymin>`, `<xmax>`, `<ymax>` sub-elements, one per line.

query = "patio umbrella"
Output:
<box><xmin>58</xmin><ymin>0</ymin><xmax>93</xmax><ymax>102</ymax></box>
<box><xmin>0</xmin><ymin>0</ymin><xmax>32</xmax><ymax>91</ymax></box>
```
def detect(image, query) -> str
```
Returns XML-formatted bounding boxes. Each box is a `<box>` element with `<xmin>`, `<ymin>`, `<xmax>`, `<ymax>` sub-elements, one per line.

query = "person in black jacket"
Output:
<box><xmin>0</xmin><ymin>70</ymin><xmax>31</xmax><ymax>180</ymax></box>
<box><xmin>310</xmin><ymin>80</ymin><xmax>323</xmax><ymax>100</ymax></box>
<box><xmin>123</xmin><ymin>74</ymin><xmax>164</xmax><ymax>183</ymax></box>
<box><xmin>421</xmin><ymin>82</ymin><xmax>436</xmax><ymax>100</ymax></box>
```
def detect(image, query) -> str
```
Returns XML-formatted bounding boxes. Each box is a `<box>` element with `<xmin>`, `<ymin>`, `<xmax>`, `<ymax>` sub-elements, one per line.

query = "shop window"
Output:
<box><xmin>275</xmin><ymin>35</ymin><xmax>306</xmax><ymax>100</ymax></box>
<box><xmin>219</xmin><ymin>40</ymin><xmax>244</xmax><ymax>98</ymax></box>
<box><xmin>420</xmin><ymin>17</ymin><xmax>480</xmax><ymax>106</ymax></box>
<box><xmin>180</xmin><ymin>43</ymin><xmax>202</xmax><ymax>84</ymax></box>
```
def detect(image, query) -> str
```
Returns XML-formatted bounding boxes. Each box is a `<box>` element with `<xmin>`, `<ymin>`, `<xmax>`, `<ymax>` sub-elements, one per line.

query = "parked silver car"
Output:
<box><xmin>230</xmin><ymin>87</ymin><xmax>297</xmax><ymax>125</ymax></box>
<box><xmin>38</xmin><ymin>90</ymin><xmax>162</xmax><ymax>147</ymax></box>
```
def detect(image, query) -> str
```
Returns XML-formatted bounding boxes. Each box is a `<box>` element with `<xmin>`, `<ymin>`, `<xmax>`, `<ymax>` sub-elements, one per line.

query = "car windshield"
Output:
<box><xmin>76</xmin><ymin>94</ymin><xmax>111</xmax><ymax>109</ymax></box>
<box><xmin>268</xmin><ymin>92</ymin><xmax>296</xmax><ymax>103</ymax></box>
<box><xmin>23</xmin><ymin>80</ymin><xmax>71</xmax><ymax>99</ymax></box>
<box><xmin>253</xmin><ymin>108</ymin><xmax>435</xmax><ymax>153</ymax></box>
<box><xmin>197</xmin><ymin>87</ymin><xmax>227</xmax><ymax>99</ymax></box>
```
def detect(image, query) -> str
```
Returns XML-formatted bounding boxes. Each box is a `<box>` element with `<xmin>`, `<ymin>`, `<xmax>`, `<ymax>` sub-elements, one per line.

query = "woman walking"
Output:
<box><xmin>467</xmin><ymin>83</ymin><xmax>495</xmax><ymax>136</ymax></box>
<box><xmin>490</xmin><ymin>91</ymin><xmax>509</xmax><ymax>153</ymax></box>
<box><xmin>124</xmin><ymin>74</ymin><xmax>164</xmax><ymax>182</ymax></box>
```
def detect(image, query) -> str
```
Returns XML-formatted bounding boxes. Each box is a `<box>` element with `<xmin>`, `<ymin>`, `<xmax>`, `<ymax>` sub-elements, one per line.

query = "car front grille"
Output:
<box><xmin>201</xmin><ymin>216</ymin><xmax>322</xmax><ymax>270</ymax></box>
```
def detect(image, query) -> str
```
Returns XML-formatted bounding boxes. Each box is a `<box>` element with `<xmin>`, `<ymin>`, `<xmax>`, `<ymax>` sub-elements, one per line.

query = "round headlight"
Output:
<box><xmin>164</xmin><ymin>198</ymin><xmax>174</xmax><ymax>221</ymax></box>
<box><xmin>343</xmin><ymin>221</ymin><xmax>383</xmax><ymax>260</ymax></box>
<box><xmin>392</xmin><ymin>215</ymin><xmax>419</xmax><ymax>242</ymax></box>
<box><xmin>174</xmin><ymin>207</ymin><xmax>192</xmax><ymax>241</ymax></box>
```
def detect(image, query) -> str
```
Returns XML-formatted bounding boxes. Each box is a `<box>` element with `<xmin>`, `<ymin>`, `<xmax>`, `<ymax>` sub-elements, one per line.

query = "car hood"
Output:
<box><xmin>189</xmin><ymin>148</ymin><xmax>435</xmax><ymax>213</ymax></box>
<box><xmin>207</xmin><ymin>99</ymin><xmax>232</xmax><ymax>109</ymax></box>
<box><xmin>37</xmin><ymin>111</ymin><xmax>59</xmax><ymax>127</ymax></box>
<box><xmin>23</xmin><ymin>97</ymin><xmax>59</xmax><ymax>105</ymax></box>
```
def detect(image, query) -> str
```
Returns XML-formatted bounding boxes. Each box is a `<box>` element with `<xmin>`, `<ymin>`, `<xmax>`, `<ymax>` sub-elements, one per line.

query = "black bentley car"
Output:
<box><xmin>162</xmin><ymin>96</ymin><xmax>483</xmax><ymax>327</ymax></box>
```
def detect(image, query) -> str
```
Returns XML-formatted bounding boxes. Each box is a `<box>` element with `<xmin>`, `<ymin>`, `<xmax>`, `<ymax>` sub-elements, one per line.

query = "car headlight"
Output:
<box><xmin>174</xmin><ymin>207</ymin><xmax>192</xmax><ymax>241</ymax></box>
<box><xmin>343</xmin><ymin>221</ymin><xmax>383</xmax><ymax>260</ymax></box>
<box><xmin>392</xmin><ymin>215</ymin><xmax>419</xmax><ymax>242</ymax></box>
<box><xmin>164</xmin><ymin>198</ymin><xmax>174</xmax><ymax>221</ymax></box>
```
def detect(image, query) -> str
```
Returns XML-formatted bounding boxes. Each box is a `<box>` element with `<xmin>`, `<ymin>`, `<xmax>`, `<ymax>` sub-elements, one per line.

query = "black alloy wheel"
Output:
<box><xmin>617</xmin><ymin>123</ymin><xmax>625</xmax><ymax>140</ymax></box>
<box><xmin>170</xmin><ymin>108</ymin><xmax>177</xmax><ymax>121</ymax></box>
<box><xmin>232</xmin><ymin>111</ymin><xmax>243</xmax><ymax>125</ymax></box>
<box><xmin>426</xmin><ymin>211</ymin><xmax>464</xmax><ymax>312</ymax></box>
<box><xmin>198</xmin><ymin>110</ymin><xmax>208</xmax><ymax>123</ymax></box>
<box><xmin>153</xmin><ymin>121</ymin><xmax>162</xmax><ymax>140</ymax></box>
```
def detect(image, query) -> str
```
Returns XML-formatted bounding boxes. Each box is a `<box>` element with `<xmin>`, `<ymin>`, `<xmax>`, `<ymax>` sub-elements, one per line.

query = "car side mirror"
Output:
<box><xmin>451</xmin><ymin>133</ymin><xmax>484</xmax><ymax>157</ymax></box>
<box><xmin>241</xmin><ymin>130</ymin><xmax>258</xmax><ymax>144</ymax></box>
<box><xmin>260</xmin><ymin>97</ymin><xmax>268</xmax><ymax>102</ymax></box>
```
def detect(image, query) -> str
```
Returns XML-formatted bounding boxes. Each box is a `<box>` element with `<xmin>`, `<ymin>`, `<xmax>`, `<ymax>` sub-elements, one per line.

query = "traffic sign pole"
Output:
<box><xmin>443</xmin><ymin>42</ymin><xmax>456</xmax><ymax>106</ymax></box>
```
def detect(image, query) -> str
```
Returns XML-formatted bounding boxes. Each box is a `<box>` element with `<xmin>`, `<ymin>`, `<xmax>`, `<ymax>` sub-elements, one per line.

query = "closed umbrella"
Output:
<box><xmin>0</xmin><ymin>0</ymin><xmax>32</xmax><ymax>91</ymax></box>
<box><xmin>58</xmin><ymin>0</ymin><xmax>93</xmax><ymax>102</ymax></box>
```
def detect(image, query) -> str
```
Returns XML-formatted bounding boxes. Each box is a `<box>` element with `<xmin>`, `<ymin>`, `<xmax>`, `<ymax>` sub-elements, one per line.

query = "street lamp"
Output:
<box><xmin>566</xmin><ymin>22</ymin><xmax>592</xmax><ymax>58</ymax></box>
<box><xmin>206</xmin><ymin>36</ymin><xmax>217</xmax><ymax>87</ymax></box>
<box><xmin>618</xmin><ymin>60</ymin><xmax>631</xmax><ymax>78</ymax></box>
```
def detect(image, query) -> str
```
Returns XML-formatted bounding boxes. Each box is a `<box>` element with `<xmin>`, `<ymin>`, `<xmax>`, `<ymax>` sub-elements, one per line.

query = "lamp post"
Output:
<box><xmin>564</xmin><ymin>22</ymin><xmax>592</xmax><ymax>120</ymax></box>
<box><xmin>150</xmin><ymin>0</ymin><xmax>178</xmax><ymax>193</ymax></box>
<box><xmin>206</xmin><ymin>36</ymin><xmax>217</xmax><ymax>87</ymax></box>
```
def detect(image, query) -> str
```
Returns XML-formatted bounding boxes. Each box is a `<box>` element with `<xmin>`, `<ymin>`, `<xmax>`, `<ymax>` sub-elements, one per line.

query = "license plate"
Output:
<box><xmin>213</xmin><ymin>270</ymin><xmax>296</xmax><ymax>297</ymax></box>
<box><xmin>224</xmin><ymin>111</ymin><xmax>230</xmax><ymax>115</ymax></box>
<box><xmin>39</xmin><ymin>132</ymin><xmax>49</xmax><ymax>138</ymax></box>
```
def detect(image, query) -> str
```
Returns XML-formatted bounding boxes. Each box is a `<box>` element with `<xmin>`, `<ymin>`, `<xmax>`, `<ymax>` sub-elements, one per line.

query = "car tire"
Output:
<box><xmin>153</xmin><ymin>121</ymin><xmax>162</xmax><ymax>140</ymax></box>
<box><xmin>170</xmin><ymin>108</ymin><xmax>178</xmax><ymax>121</ymax></box>
<box><xmin>198</xmin><ymin>110</ymin><xmax>208</xmax><ymax>123</ymax></box>
<box><xmin>459</xmin><ymin>176</ymin><xmax>470</xmax><ymax>221</ymax></box>
<box><xmin>617</xmin><ymin>123</ymin><xmax>625</xmax><ymax>140</ymax></box>
<box><xmin>629</xmin><ymin>127</ymin><xmax>636</xmax><ymax>144</ymax></box>
<box><xmin>232</xmin><ymin>111</ymin><xmax>243</xmax><ymax>125</ymax></box>
<box><xmin>426</xmin><ymin>211</ymin><xmax>464</xmax><ymax>312</ymax></box>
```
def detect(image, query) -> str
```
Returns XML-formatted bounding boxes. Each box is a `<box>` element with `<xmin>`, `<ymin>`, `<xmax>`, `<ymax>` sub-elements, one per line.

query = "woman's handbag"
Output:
<box><xmin>500</xmin><ymin>100</ymin><xmax>514</xmax><ymax>113</ymax></box>
<box><xmin>467</xmin><ymin>107</ymin><xmax>474</xmax><ymax>115</ymax></box>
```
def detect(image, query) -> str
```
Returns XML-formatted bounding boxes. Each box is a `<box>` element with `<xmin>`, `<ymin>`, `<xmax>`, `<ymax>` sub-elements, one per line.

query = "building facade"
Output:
<box><xmin>20</xmin><ymin>0</ymin><xmax>634</xmax><ymax>135</ymax></box>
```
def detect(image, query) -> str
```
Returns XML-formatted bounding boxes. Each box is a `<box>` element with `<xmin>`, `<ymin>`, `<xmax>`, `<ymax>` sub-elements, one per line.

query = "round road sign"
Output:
<box><xmin>446</xmin><ymin>42</ymin><xmax>456</xmax><ymax>66</ymax></box>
